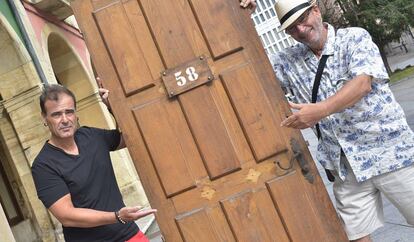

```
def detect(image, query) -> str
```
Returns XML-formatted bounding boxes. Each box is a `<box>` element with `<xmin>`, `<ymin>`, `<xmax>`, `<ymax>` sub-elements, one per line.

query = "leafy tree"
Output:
<box><xmin>319</xmin><ymin>0</ymin><xmax>414</xmax><ymax>74</ymax></box>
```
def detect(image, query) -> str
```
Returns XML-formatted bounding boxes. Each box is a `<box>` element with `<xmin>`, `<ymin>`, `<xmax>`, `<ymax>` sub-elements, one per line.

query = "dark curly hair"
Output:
<box><xmin>39</xmin><ymin>84</ymin><xmax>76</xmax><ymax>115</ymax></box>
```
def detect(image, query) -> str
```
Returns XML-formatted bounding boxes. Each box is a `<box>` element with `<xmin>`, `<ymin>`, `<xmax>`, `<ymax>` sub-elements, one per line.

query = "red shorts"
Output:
<box><xmin>126</xmin><ymin>231</ymin><xmax>149</xmax><ymax>242</ymax></box>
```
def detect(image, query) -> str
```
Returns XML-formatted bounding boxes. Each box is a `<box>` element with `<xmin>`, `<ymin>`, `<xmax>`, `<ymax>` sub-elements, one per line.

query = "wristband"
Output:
<box><xmin>115</xmin><ymin>210</ymin><xmax>126</xmax><ymax>224</ymax></box>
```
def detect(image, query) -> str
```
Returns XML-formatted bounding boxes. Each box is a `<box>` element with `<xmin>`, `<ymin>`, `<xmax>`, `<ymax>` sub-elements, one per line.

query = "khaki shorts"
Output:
<box><xmin>332</xmin><ymin>157</ymin><xmax>414</xmax><ymax>240</ymax></box>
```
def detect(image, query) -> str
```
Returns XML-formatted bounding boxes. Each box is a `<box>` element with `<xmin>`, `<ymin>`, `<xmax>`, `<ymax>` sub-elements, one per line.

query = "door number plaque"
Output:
<box><xmin>161</xmin><ymin>55</ymin><xmax>214</xmax><ymax>98</ymax></box>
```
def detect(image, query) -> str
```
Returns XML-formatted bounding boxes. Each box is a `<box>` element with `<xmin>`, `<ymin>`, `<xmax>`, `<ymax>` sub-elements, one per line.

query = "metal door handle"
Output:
<box><xmin>290</xmin><ymin>138</ymin><xmax>314</xmax><ymax>184</ymax></box>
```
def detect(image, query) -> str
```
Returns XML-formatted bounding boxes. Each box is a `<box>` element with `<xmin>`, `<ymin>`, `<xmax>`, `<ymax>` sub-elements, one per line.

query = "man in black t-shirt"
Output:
<box><xmin>32</xmin><ymin>84</ymin><xmax>156</xmax><ymax>242</ymax></box>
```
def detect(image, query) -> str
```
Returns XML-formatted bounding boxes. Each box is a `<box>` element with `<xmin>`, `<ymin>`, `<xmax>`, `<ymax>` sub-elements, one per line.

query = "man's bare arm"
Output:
<box><xmin>281</xmin><ymin>74</ymin><xmax>372</xmax><ymax>129</ymax></box>
<box><xmin>49</xmin><ymin>194</ymin><xmax>156</xmax><ymax>228</ymax></box>
<box><xmin>97</xmin><ymin>79</ymin><xmax>126</xmax><ymax>150</ymax></box>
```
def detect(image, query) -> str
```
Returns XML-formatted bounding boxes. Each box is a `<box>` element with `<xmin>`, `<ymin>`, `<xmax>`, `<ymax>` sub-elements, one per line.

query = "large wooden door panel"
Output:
<box><xmin>220</xmin><ymin>64</ymin><xmax>287</xmax><ymax>161</ymax></box>
<box><xmin>176</xmin><ymin>206</ymin><xmax>236</xmax><ymax>242</ymax></box>
<box><xmin>71</xmin><ymin>0</ymin><xmax>348</xmax><ymax>241</ymax></box>
<box><xmin>93</xmin><ymin>1</ymin><xmax>155</xmax><ymax>95</ymax></box>
<box><xmin>178</xmin><ymin>85</ymin><xmax>243</xmax><ymax>179</ymax></box>
<box><xmin>133</xmin><ymin>99</ymin><xmax>204</xmax><ymax>197</ymax></box>
<box><xmin>189</xmin><ymin>0</ymin><xmax>243</xmax><ymax>59</ymax></box>
<box><xmin>220</xmin><ymin>188</ymin><xmax>290</xmax><ymax>242</ymax></box>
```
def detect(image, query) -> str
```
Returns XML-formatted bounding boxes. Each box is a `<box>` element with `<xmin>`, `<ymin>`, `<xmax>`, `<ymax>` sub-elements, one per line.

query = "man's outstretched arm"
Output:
<box><xmin>49</xmin><ymin>194</ymin><xmax>156</xmax><ymax>228</ymax></box>
<box><xmin>281</xmin><ymin>74</ymin><xmax>372</xmax><ymax>129</ymax></box>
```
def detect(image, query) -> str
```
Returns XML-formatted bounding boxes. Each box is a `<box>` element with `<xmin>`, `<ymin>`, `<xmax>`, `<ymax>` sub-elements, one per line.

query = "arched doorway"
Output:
<box><xmin>47</xmin><ymin>32</ymin><xmax>108</xmax><ymax>128</ymax></box>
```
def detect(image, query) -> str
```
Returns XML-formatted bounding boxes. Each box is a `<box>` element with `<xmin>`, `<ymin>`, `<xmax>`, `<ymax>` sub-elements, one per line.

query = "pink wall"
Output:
<box><xmin>24</xmin><ymin>2</ymin><xmax>91</xmax><ymax>72</ymax></box>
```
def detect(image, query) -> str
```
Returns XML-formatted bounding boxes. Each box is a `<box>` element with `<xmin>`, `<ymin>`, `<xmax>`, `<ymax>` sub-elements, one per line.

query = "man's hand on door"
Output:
<box><xmin>240</xmin><ymin>0</ymin><xmax>257</xmax><ymax>12</ymax></box>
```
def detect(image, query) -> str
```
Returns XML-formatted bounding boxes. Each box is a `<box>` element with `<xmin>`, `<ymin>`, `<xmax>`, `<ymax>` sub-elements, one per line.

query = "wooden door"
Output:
<box><xmin>70</xmin><ymin>0</ymin><xmax>347</xmax><ymax>241</ymax></box>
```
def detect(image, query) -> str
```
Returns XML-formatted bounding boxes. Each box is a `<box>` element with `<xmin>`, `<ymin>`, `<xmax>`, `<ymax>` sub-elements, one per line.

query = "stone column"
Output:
<box><xmin>2</xmin><ymin>86</ymin><xmax>56</xmax><ymax>242</ymax></box>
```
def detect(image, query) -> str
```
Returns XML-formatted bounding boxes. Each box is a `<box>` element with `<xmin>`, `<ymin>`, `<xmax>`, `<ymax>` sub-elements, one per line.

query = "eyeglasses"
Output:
<box><xmin>285</xmin><ymin>7</ymin><xmax>312</xmax><ymax>34</ymax></box>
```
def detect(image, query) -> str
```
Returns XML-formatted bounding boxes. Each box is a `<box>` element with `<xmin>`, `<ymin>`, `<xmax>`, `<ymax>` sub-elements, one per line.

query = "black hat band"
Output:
<box><xmin>280</xmin><ymin>2</ymin><xmax>311</xmax><ymax>25</ymax></box>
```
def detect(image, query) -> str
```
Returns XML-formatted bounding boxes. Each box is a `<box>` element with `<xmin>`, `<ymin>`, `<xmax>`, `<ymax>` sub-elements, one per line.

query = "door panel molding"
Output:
<box><xmin>93</xmin><ymin>1</ymin><xmax>155</xmax><ymax>96</ymax></box>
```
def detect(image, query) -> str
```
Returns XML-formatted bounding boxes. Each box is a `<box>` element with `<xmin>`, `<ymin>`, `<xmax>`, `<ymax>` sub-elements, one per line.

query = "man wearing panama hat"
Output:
<box><xmin>269</xmin><ymin>0</ymin><xmax>414</xmax><ymax>241</ymax></box>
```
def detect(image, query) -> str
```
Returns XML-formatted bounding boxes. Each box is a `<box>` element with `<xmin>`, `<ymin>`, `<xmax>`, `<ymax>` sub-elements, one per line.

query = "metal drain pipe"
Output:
<box><xmin>6</xmin><ymin>0</ymin><xmax>48</xmax><ymax>84</ymax></box>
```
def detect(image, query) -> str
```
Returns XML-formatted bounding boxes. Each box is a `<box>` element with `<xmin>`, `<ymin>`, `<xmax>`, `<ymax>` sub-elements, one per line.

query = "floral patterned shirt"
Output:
<box><xmin>270</xmin><ymin>24</ymin><xmax>414</xmax><ymax>182</ymax></box>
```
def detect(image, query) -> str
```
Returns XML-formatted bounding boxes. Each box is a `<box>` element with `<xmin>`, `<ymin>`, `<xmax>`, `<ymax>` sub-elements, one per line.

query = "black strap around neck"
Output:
<box><xmin>312</xmin><ymin>54</ymin><xmax>329</xmax><ymax>139</ymax></box>
<box><xmin>312</xmin><ymin>54</ymin><xmax>336</xmax><ymax>182</ymax></box>
<box><xmin>311</xmin><ymin>38</ymin><xmax>337</xmax><ymax>182</ymax></box>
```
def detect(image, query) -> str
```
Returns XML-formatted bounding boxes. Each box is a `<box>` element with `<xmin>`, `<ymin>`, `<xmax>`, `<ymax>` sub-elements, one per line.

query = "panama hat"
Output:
<box><xmin>275</xmin><ymin>0</ymin><xmax>316</xmax><ymax>31</ymax></box>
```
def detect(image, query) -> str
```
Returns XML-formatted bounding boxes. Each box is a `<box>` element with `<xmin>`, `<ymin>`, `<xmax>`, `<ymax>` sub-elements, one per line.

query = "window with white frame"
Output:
<box><xmin>252</xmin><ymin>0</ymin><xmax>296</xmax><ymax>55</ymax></box>
<box><xmin>252</xmin><ymin>0</ymin><xmax>277</xmax><ymax>25</ymax></box>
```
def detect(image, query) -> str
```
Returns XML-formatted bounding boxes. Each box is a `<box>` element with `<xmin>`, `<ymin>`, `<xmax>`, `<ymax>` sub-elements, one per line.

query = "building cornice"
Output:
<box><xmin>76</xmin><ymin>92</ymin><xmax>101</xmax><ymax>112</ymax></box>
<box><xmin>23</xmin><ymin>1</ymin><xmax>82</xmax><ymax>38</ymax></box>
<box><xmin>2</xmin><ymin>85</ymin><xmax>42</xmax><ymax>113</ymax></box>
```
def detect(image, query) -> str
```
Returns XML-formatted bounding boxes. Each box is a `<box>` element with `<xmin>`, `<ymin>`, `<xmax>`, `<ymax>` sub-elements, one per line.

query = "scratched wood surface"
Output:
<box><xmin>71</xmin><ymin>0</ymin><xmax>347</xmax><ymax>241</ymax></box>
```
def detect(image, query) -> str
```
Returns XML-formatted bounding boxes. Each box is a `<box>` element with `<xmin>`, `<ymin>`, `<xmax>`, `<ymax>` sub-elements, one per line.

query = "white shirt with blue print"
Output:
<box><xmin>270</xmin><ymin>23</ymin><xmax>414</xmax><ymax>182</ymax></box>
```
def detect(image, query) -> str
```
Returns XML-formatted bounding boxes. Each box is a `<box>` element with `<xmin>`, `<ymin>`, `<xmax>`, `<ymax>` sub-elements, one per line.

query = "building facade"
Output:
<box><xmin>0</xmin><ymin>1</ymin><xmax>149</xmax><ymax>241</ymax></box>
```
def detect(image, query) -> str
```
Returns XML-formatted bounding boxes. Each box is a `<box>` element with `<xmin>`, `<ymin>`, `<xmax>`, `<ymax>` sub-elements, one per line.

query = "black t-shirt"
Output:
<box><xmin>32</xmin><ymin>127</ymin><xmax>138</xmax><ymax>242</ymax></box>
